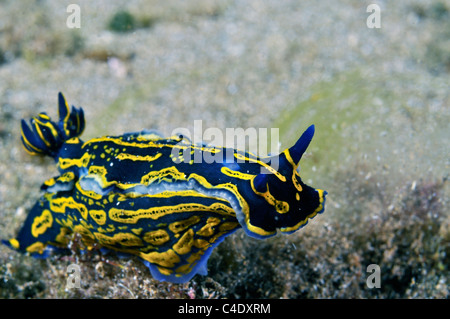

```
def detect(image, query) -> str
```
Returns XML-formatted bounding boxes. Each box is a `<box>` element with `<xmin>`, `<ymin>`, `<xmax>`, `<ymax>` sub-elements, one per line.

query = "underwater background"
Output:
<box><xmin>0</xmin><ymin>0</ymin><xmax>448</xmax><ymax>298</ymax></box>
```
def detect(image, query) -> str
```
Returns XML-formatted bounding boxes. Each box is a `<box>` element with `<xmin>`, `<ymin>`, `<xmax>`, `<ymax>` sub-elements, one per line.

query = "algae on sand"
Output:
<box><xmin>275</xmin><ymin>71</ymin><xmax>375</xmax><ymax>174</ymax></box>
<box><xmin>274</xmin><ymin>69</ymin><xmax>449</xmax><ymax>189</ymax></box>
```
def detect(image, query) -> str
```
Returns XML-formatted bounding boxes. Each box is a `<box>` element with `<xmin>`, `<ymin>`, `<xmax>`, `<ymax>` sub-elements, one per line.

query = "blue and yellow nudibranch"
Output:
<box><xmin>3</xmin><ymin>93</ymin><xmax>327</xmax><ymax>283</ymax></box>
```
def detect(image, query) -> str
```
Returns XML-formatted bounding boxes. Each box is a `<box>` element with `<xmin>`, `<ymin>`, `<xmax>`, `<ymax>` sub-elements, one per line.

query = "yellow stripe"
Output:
<box><xmin>33</xmin><ymin>122</ymin><xmax>52</xmax><ymax>147</ymax></box>
<box><xmin>140</xmin><ymin>249</ymin><xmax>180</xmax><ymax>268</ymax></box>
<box><xmin>83</xmin><ymin>137</ymin><xmax>220</xmax><ymax>154</ymax></box>
<box><xmin>58</xmin><ymin>152</ymin><xmax>91</xmax><ymax>169</ymax></box>
<box><xmin>65</xmin><ymin>137</ymin><xmax>80</xmax><ymax>144</ymax></box>
<box><xmin>50</xmin><ymin>196</ymin><xmax>89</xmax><ymax>220</ymax></box>
<box><xmin>220</xmin><ymin>166</ymin><xmax>254</xmax><ymax>180</ymax></box>
<box><xmin>59</xmin><ymin>93</ymin><xmax>71</xmax><ymax>136</ymax></box>
<box><xmin>58</xmin><ymin>172</ymin><xmax>76</xmax><ymax>183</ymax></box>
<box><xmin>116</xmin><ymin>152</ymin><xmax>162</xmax><ymax>162</ymax></box>
<box><xmin>26</xmin><ymin>242</ymin><xmax>46</xmax><ymax>254</ymax></box>
<box><xmin>34</xmin><ymin>117</ymin><xmax>59</xmax><ymax>145</ymax></box>
<box><xmin>94</xmin><ymin>232</ymin><xmax>143</xmax><ymax>247</ymax></box>
<box><xmin>89</xmin><ymin>209</ymin><xmax>107</xmax><ymax>225</ymax></box>
<box><xmin>169</xmin><ymin>215</ymin><xmax>201</xmax><ymax>234</ymax></box>
<box><xmin>31</xmin><ymin>209</ymin><xmax>53</xmax><ymax>238</ymax></box>
<box><xmin>234</xmin><ymin>153</ymin><xmax>286</xmax><ymax>182</ymax></box>
<box><xmin>250</xmin><ymin>181</ymin><xmax>290</xmax><ymax>214</ymax></box>
<box><xmin>21</xmin><ymin>130</ymin><xmax>43</xmax><ymax>154</ymax></box>
<box><xmin>9</xmin><ymin>238</ymin><xmax>20</xmax><ymax>249</ymax></box>
<box><xmin>283</xmin><ymin>150</ymin><xmax>303</xmax><ymax>192</ymax></box>
<box><xmin>109</xmin><ymin>202</ymin><xmax>235</xmax><ymax>224</ymax></box>
<box><xmin>140</xmin><ymin>166</ymin><xmax>186</xmax><ymax>185</ymax></box>
<box><xmin>188</xmin><ymin>172</ymin><xmax>249</xmax><ymax>218</ymax></box>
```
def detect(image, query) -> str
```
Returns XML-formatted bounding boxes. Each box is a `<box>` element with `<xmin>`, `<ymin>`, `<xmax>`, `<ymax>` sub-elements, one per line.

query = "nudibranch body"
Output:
<box><xmin>3</xmin><ymin>93</ymin><xmax>326</xmax><ymax>283</ymax></box>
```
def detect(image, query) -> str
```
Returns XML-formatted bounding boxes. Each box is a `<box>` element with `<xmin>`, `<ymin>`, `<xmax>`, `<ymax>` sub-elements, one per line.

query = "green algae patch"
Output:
<box><xmin>274</xmin><ymin>71</ymin><xmax>384</xmax><ymax>179</ymax></box>
<box><xmin>273</xmin><ymin>68</ymin><xmax>450</xmax><ymax>187</ymax></box>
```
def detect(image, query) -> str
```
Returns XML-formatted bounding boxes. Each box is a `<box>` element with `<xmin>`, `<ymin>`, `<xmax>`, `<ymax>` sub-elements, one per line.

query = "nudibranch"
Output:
<box><xmin>3</xmin><ymin>93</ymin><xmax>327</xmax><ymax>283</ymax></box>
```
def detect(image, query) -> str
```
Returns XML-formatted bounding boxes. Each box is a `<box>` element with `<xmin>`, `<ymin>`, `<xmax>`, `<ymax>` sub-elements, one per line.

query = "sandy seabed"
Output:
<box><xmin>0</xmin><ymin>0</ymin><xmax>448</xmax><ymax>298</ymax></box>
